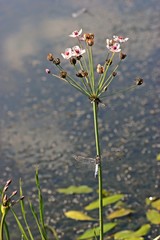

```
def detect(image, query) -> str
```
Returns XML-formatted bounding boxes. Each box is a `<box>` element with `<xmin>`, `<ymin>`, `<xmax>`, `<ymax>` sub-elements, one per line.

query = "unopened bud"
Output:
<box><xmin>3</xmin><ymin>186</ymin><xmax>9</xmax><ymax>192</ymax></box>
<box><xmin>45</xmin><ymin>68</ymin><xmax>50</xmax><ymax>74</ymax></box>
<box><xmin>135</xmin><ymin>77</ymin><xmax>143</xmax><ymax>85</ymax></box>
<box><xmin>6</xmin><ymin>180</ymin><xmax>12</xmax><ymax>186</ymax></box>
<box><xmin>2</xmin><ymin>194</ymin><xmax>8</xmax><ymax>206</ymax></box>
<box><xmin>12</xmin><ymin>190</ymin><xmax>18</xmax><ymax>196</ymax></box>
<box><xmin>103</xmin><ymin>86</ymin><xmax>108</xmax><ymax>92</ymax></box>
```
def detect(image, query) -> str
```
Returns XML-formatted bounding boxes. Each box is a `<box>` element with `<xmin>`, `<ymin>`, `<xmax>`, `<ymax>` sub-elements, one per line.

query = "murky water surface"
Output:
<box><xmin>0</xmin><ymin>0</ymin><xmax>160</xmax><ymax>239</ymax></box>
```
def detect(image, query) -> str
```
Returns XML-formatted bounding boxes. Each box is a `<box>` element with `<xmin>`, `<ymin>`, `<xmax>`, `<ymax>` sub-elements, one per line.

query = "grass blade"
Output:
<box><xmin>11</xmin><ymin>208</ymin><xmax>29</xmax><ymax>240</ymax></box>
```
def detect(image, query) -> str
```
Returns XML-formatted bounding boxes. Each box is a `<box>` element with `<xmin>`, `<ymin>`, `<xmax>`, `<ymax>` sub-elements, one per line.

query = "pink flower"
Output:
<box><xmin>113</xmin><ymin>35</ymin><xmax>129</xmax><ymax>43</ymax></box>
<box><xmin>106</xmin><ymin>42</ymin><xmax>121</xmax><ymax>52</ymax></box>
<box><xmin>69</xmin><ymin>29</ymin><xmax>82</xmax><ymax>38</ymax></box>
<box><xmin>61</xmin><ymin>48</ymin><xmax>72</xmax><ymax>59</ymax></box>
<box><xmin>72</xmin><ymin>46</ymin><xmax>86</xmax><ymax>57</ymax></box>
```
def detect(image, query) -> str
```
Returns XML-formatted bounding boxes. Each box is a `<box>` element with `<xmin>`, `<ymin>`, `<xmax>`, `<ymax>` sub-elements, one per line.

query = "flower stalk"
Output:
<box><xmin>46</xmin><ymin>29</ymin><xmax>143</xmax><ymax>239</ymax></box>
<box><xmin>92</xmin><ymin>100</ymin><xmax>103</xmax><ymax>239</ymax></box>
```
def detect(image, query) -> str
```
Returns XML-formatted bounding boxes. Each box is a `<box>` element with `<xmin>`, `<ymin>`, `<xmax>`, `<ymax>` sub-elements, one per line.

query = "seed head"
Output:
<box><xmin>106</xmin><ymin>59</ymin><xmax>112</xmax><ymax>66</ymax></box>
<box><xmin>60</xmin><ymin>71</ymin><xmax>67</xmax><ymax>78</ymax></box>
<box><xmin>112</xmin><ymin>72</ymin><xmax>117</xmax><ymax>77</ymax></box>
<box><xmin>83</xmin><ymin>33</ymin><xmax>94</xmax><ymax>46</ymax></box>
<box><xmin>76</xmin><ymin>70</ymin><xmax>88</xmax><ymax>78</ymax></box>
<box><xmin>47</xmin><ymin>53</ymin><xmax>54</xmax><ymax>61</ymax></box>
<box><xmin>53</xmin><ymin>58</ymin><xmax>60</xmax><ymax>65</ymax></box>
<box><xmin>97</xmin><ymin>64</ymin><xmax>104</xmax><ymax>74</ymax></box>
<box><xmin>120</xmin><ymin>52</ymin><xmax>127</xmax><ymax>60</ymax></box>
<box><xmin>70</xmin><ymin>57</ymin><xmax>77</xmax><ymax>65</ymax></box>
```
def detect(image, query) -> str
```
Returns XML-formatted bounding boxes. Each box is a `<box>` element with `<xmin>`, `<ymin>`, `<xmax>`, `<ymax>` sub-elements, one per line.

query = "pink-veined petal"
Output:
<box><xmin>69</xmin><ymin>29</ymin><xmax>82</xmax><ymax>38</ymax></box>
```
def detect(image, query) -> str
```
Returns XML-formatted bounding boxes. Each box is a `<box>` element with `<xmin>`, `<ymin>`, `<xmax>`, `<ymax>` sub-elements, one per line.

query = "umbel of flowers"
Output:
<box><xmin>46</xmin><ymin>29</ymin><xmax>143</xmax><ymax>240</ymax></box>
<box><xmin>46</xmin><ymin>29</ymin><xmax>143</xmax><ymax>105</ymax></box>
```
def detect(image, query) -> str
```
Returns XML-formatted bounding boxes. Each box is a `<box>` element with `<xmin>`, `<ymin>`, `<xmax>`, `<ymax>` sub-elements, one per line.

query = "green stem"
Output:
<box><xmin>0</xmin><ymin>213</ymin><xmax>6</xmax><ymax>240</ymax></box>
<box><xmin>92</xmin><ymin>101</ymin><xmax>103</xmax><ymax>240</ymax></box>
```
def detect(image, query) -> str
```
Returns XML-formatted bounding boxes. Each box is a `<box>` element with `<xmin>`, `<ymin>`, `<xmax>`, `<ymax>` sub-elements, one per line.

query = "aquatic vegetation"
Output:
<box><xmin>46</xmin><ymin>28</ymin><xmax>143</xmax><ymax>239</ymax></box>
<box><xmin>0</xmin><ymin>170</ymin><xmax>58</xmax><ymax>240</ymax></box>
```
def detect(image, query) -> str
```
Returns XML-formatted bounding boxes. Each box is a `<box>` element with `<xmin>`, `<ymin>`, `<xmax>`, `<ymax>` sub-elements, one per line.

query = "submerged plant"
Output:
<box><xmin>46</xmin><ymin>29</ymin><xmax>143</xmax><ymax>239</ymax></box>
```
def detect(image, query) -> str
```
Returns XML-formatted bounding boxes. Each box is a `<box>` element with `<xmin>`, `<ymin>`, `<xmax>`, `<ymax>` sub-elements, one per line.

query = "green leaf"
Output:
<box><xmin>64</xmin><ymin>211</ymin><xmax>95</xmax><ymax>221</ymax></box>
<box><xmin>78</xmin><ymin>222</ymin><xmax>117</xmax><ymax>239</ymax></box>
<box><xmin>114</xmin><ymin>224</ymin><xmax>150</xmax><ymax>239</ymax></box>
<box><xmin>85</xmin><ymin>194</ymin><xmax>124</xmax><ymax>210</ymax></box>
<box><xmin>146</xmin><ymin>209</ymin><xmax>160</xmax><ymax>224</ymax></box>
<box><xmin>57</xmin><ymin>185</ymin><xmax>93</xmax><ymax>194</ymax></box>
<box><xmin>114</xmin><ymin>230</ymin><xmax>134</xmax><ymax>239</ymax></box>
<box><xmin>107</xmin><ymin>208</ymin><xmax>134</xmax><ymax>220</ymax></box>
<box><xmin>151</xmin><ymin>199</ymin><xmax>160</xmax><ymax>211</ymax></box>
<box><xmin>156</xmin><ymin>153</ymin><xmax>160</xmax><ymax>161</ymax></box>
<box><xmin>145</xmin><ymin>197</ymin><xmax>157</xmax><ymax>205</ymax></box>
<box><xmin>134</xmin><ymin>224</ymin><xmax>151</xmax><ymax>236</ymax></box>
<box><xmin>114</xmin><ymin>230</ymin><xmax>144</xmax><ymax>240</ymax></box>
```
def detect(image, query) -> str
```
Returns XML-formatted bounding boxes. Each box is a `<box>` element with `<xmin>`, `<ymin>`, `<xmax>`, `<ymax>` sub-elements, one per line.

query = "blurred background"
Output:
<box><xmin>0</xmin><ymin>0</ymin><xmax>159</xmax><ymax>239</ymax></box>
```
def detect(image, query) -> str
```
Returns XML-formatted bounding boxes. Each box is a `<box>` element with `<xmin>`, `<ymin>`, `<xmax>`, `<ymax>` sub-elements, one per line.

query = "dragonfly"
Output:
<box><xmin>73</xmin><ymin>155</ymin><xmax>101</xmax><ymax>178</ymax></box>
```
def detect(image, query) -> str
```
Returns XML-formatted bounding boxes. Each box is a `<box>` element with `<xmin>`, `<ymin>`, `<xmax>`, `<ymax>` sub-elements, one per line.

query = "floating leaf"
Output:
<box><xmin>57</xmin><ymin>185</ymin><xmax>93</xmax><ymax>194</ymax></box>
<box><xmin>146</xmin><ymin>209</ymin><xmax>160</xmax><ymax>224</ymax></box>
<box><xmin>134</xmin><ymin>224</ymin><xmax>151</xmax><ymax>236</ymax></box>
<box><xmin>107</xmin><ymin>208</ymin><xmax>134</xmax><ymax>220</ymax></box>
<box><xmin>114</xmin><ymin>230</ymin><xmax>144</xmax><ymax>240</ymax></box>
<box><xmin>156</xmin><ymin>153</ymin><xmax>160</xmax><ymax>161</ymax></box>
<box><xmin>114</xmin><ymin>230</ymin><xmax>135</xmax><ymax>239</ymax></box>
<box><xmin>78</xmin><ymin>222</ymin><xmax>117</xmax><ymax>239</ymax></box>
<box><xmin>114</xmin><ymin>224</ymin><xmax>150</xmax><ymax>239</ymax></box>
<box><xmin>85</xmin><ymin>194</ymin><xmax>124</xmax><ymax>210</ymax></box>
<box><xmin>151</xmin><ymin>199</ymin><xmax>160</xmax><ymax>211</ymax></box>
<box><xmin>64</xmin><ymin>211</ymin><xmax>94</xmax><ymax>221</ymax></box>
<box><xmin>145</xmin><ymin>196</ymin><xmax>157</xmax><ymax>205</ymax></box>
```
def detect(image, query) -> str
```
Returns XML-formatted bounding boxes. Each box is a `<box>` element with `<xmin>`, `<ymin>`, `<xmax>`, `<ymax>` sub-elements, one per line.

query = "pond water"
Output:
<box><xmin>0</xmin><ymin>0</ymin><xmax>160</xmax><ymax>239</ymax></box>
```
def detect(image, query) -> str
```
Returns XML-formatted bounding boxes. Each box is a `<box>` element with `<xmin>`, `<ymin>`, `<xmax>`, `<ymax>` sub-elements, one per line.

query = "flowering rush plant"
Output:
<box><xmin>46</xmin><ymin>29</ymin><xmax>143</xmax><ymax>240</ymax></box>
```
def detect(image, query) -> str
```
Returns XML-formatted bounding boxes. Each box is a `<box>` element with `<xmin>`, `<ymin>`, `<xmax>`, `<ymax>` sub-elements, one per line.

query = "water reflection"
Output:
<box><xmin>0</xmin><ymin>0</ymin><xmax>159</xmax><ymax>239</ymax></box>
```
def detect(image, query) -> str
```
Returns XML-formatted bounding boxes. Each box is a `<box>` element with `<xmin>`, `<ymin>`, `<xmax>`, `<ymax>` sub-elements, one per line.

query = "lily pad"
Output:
<box><xmin>146</xmin><ymin>209</ymin><xmax>160</xmax><ymax>224</ymax></box>
<box><xmin>57</xmin><ymin>185</ymin><xmax>93</xmax><ymax>194</ymax></box>
<box><xmin>85</xmin><ymin>194</ymin><xmax>124</xmax><ymax>210</ymax></box>
<box><xmin>77</xmin><ymin>222</ymin><xmax>117</xmax><ymax>239</ymax></box>
<box><xmin>107</xmin><ymin>208</ymin><xmax>134</xmax><ymax>220</ymax></box>
<box><xmin>64</xmin><ymin>210</ymin><xmax>94</xmax><ymax>221</ymax></box>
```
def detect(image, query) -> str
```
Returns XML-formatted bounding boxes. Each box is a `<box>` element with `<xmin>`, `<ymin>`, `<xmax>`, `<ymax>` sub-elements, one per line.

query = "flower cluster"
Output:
<box><xmin>106</xmin><ymin>35</ymin><xmax>129</xmax><ymax>52</ymax></box>
<box><xmin>46</xmin><ymin>29</ymin><xmax>143</xmax><ymax>104</ymax></box>
<box><xmin>61</xmin><ymin>46</ymin><xmax>86</xmax><ymax>59</ymax></box>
